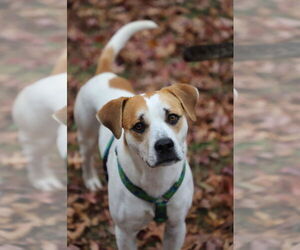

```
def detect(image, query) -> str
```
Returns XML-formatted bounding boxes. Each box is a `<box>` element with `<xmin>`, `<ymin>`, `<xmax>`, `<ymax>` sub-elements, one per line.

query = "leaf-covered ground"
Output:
<box><xmin>0</xmin><ymin>0</ymin><xmax>66</xmax><ymax>249</ymax></box>
<box><xmin>67</xmin><ymin>0</ymin><xmax>233</xmax><ymax>249</ymax></box>
<box><xmin>235</xmin><ymin>0</ymin><xmax>300</xmax><ymax>249</ymax></box>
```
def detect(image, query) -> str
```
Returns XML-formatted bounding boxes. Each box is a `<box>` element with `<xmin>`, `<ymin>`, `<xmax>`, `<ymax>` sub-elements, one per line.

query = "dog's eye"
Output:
<box><xmin>132</xmin><ymin>122</ymin><xmax>146</xmax><ymax>133</ymax></box>
<box><xmin>167</xmin><ymin>114</ymin><xmax>180</xmax><ymax>125</ymax></box>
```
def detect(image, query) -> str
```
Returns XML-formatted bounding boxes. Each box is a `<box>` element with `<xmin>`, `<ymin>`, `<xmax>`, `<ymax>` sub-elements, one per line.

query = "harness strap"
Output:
<box><xmin>102</xmin><ymin>135</ymin><xmax>115</xmax><ymax>181</ymax></box>
<box><xmin>116</xmin><ymin>149</ymin><xmax>186</xmax><ymax>223</ymax></box>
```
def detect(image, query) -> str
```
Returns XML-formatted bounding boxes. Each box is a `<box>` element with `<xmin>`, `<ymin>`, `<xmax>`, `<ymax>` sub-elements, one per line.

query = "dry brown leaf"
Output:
<box><xmin>42</xmin><ymin>241</ymin><xmax>58</xmax><ymax>250</ymax></box>
<box><xmin>68</xmin><ymin>223</ymin><xmax>86</xmax><ymax>241</ymax></box>
<box><xmin>0</xmin><ymin>223</ymin><xmax>34</xmax><ymax>240</ymax></box>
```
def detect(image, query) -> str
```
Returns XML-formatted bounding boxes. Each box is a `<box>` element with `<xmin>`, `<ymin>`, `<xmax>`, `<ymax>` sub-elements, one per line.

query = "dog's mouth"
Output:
<box><xmin>148</xmin><ymin>156</ymin><xmax>181</xmax><ymax>168</ymax></box>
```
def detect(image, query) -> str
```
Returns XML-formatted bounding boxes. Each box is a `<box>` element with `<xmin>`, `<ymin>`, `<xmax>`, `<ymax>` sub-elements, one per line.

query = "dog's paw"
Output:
<box><xmin>32</xmin><ymin>176</ymin><xmax>64</xmax><ymax>191</ymax></box>
<box><xmin>84</xmin><ymin>177</ymin><xmax>102</xmax><ymax>191</ymax></box>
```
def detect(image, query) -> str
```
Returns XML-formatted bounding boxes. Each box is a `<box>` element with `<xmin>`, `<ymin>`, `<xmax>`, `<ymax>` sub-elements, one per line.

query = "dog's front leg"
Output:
<box><xmin>115</xmin><ymin>226</ymin><xmax>137</xmax><ymax>250</ymax></box>
<box><xmin>163</xmin><ymin>221</ymin><xmax>186</xmax><ymax>250</ymax></box>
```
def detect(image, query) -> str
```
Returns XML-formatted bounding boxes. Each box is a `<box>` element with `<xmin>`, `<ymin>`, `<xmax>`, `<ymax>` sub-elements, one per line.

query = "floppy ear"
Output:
<box><xmin>52</xmin><ymin>106</ymin><xmax>67</xmax><ymax>125</ymax></box>
<box><xmin>96</xmin><ymin>97</ymin><xmax>129</xmax><ymax>139</ymax></box>
<box><xmin>164</xmin><ymin>84</ymin><xmax>199</xmax><ymax>121</ymax></box>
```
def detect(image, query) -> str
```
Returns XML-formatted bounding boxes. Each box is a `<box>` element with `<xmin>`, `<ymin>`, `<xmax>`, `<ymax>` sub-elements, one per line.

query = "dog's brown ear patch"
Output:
<box><xmin>96</xmin><ymin>97</ymin><xmax>129</xmax><ymax>139</ymax></box>
<box><xmin>164</xmin><ymin>84</ymin><xmax>199</xmax><ymax>121</ymax></box>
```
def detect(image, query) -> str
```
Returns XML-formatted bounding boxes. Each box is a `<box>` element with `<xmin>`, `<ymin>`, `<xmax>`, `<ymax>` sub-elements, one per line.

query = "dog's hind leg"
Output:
<box><xmin>77</xmin><ymin>128</ymin><xmax>102</xmax><ymax>190</ymax></box>
<box><xmin>74</xmin><ymin>95</ymin><xmax>102</xmax><ymax>191</ymax></box>
<box><xmin>19</xmin><ymin>131</ymin><xmax>63</xmax><ymax>191</ymax></box>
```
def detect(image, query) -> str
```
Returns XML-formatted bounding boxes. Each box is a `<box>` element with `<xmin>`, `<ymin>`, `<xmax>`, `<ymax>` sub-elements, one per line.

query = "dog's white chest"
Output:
<box><xmin>105</xmin><ymin>145</ymin><xmax>194</xmax><ymax>228</ymax></box>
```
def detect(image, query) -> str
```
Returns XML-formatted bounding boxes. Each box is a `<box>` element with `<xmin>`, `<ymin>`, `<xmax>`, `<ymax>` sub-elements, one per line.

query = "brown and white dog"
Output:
<box><xmin>74</xmin><ymin>21</ymin><xmax>199</xmax><ymax>249</ymax></box>
<box><xmin>12</xmin><ymin>49</ymin><xmax>67</xmax><ymax>191</ymax></box>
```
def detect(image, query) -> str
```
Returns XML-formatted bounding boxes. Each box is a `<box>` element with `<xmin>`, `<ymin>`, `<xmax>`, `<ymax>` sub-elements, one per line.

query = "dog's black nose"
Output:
<box><xmin>155</xmin><ymin>138</ymin><xmax>174</xmax><ymax>153</ymax></box>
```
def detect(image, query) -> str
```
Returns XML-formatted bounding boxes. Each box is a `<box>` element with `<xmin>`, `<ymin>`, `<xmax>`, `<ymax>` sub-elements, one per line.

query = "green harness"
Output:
<box><xmin>103</xmin><ymin>136</ymin><xmax>186</xmax><ymax>223</ymax></box>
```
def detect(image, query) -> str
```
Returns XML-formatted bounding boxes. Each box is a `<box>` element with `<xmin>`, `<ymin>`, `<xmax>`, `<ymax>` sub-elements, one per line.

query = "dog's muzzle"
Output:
<box><xmin>154</xmin><ymin>138</ymin><xmax>180</xmax><ymax>166</ymax></box>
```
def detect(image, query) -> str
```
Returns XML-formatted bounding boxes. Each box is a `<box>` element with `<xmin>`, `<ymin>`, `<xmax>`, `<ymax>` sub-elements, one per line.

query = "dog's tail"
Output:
<box><xmin>96</xmin><ymin>20</ymin><xmax>157</xmax><ymax>74</ymax></box>
<box><xmin>52</xmin><ymin>48</ymin><xmax>67</xmax><ymax>75</ymax></box>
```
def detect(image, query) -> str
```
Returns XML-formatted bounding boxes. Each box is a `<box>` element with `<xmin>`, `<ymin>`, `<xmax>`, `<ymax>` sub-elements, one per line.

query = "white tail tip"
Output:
<box><xmin>234</xmin><ymin>88</ymin><xmax>238</xmax><ymax>100</ymax></box>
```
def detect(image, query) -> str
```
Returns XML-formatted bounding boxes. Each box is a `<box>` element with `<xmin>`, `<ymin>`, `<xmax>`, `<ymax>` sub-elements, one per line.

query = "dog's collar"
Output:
<box><xmin>115</xmin><ymin>147</ymin><xmax>186</xmax><ymax>223</ymax></box>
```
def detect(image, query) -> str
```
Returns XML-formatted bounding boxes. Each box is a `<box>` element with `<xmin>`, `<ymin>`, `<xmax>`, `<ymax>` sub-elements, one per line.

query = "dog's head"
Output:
<box><xmin>97</xmin><ymin>84</ymin><xmax>199</xmax><ymax>168</ymax></box>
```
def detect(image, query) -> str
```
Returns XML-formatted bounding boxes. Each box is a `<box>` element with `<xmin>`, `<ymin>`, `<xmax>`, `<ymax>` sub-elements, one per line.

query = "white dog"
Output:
<box><xmin>74</xmin><ymin>21</ymin><xmax>199</xmax><ymax>249</ymax></box>
<box><xmin>12</xmin><ymin>50</ymin><xmax>67</xmax><ymax>191</ymax></box>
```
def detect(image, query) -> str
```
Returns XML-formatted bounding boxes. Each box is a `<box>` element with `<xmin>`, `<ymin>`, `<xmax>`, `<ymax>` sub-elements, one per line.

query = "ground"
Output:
<box><xmin>235</xmin><ymin>0</ymin><xmax>300</xmax><ymax>248</ymax></box>
<box><xmin>67</xmin><ymin>0</ymin><xmax>233</xmax><ymax>249</ymax></box>
<box><xmin>0</xmin><ymin>0</ymin><xmax>66</xmax><ymax>249</ymax></box>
